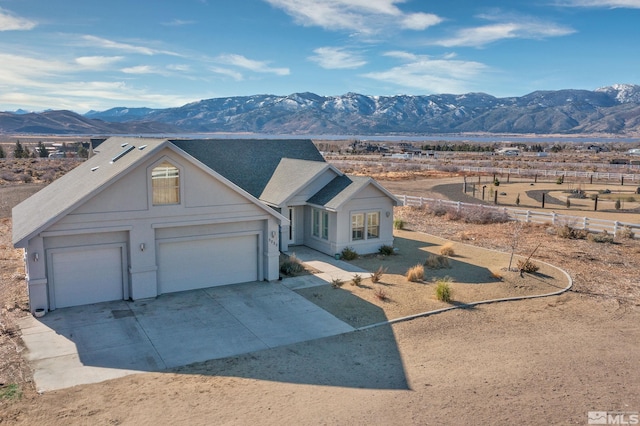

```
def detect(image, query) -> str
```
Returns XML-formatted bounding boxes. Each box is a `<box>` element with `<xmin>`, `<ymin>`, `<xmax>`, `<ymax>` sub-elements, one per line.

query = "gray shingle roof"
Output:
<box><xmin>12</xmin><ymin>137</ymin><xmax>169</xmax><ymax>246</ymax></box>
<box><xmin>170</xmin><ymin>139</ymin><xmax>324</xmax><ymax>198</ymax></box>
<box><xmin>307</xmin><ymin>175</ymin><xmax>401</xmax><ymax>210</ymax></box>
<box><xmin>259</xmin><ymin>158</ymin><xmax>331</xmax><ymax>206</ymax></box>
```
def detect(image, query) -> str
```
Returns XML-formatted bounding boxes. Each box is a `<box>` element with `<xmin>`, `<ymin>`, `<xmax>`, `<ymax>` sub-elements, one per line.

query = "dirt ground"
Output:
<box><xmin>1</xmin><ymin>171</ymin><xmax>640</xmax><ymax>425</ymax></box>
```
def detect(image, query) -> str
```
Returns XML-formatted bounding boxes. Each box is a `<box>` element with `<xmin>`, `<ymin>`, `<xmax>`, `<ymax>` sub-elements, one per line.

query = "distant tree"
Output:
<box><xmin>37</xmin><ymin>141</ymin><xmax>49</xmax><ymax>158</ymax></box>
<box><xmin>0</xmin><ymin>144</ymin><xmax>5</xmax><ymax>158</ymax></box>
<box><xmin>13</xmin><ymin>140</ymin><xmax>29</xmax><ymax>158</ymax></box>
<box><xmin>77</xmin><ymin>144</ymin><xmax>88</xmax><ymax>158</ymax></box>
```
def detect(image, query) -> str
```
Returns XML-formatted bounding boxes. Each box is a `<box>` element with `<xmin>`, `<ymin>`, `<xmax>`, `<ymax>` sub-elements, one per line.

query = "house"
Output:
<box><xmin>13</xmin><ymin>137</ymin><xmax>399</xmax><ymax>312</ymax></box>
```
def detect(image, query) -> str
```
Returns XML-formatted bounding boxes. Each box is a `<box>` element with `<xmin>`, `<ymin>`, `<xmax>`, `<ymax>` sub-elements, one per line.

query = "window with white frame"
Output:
<box><xmin>351</xmin><ymin>211</ymin><xmax>380</xmax><ymax>241</ymax></box>
<box><xmin>367</xmin><ymin>212</ymin><xmax>380</xmax><ymax>239</ymax></box>
<box><xmin>312</xmin><ymin>209</ymin><xmax>329</xmax><ymax>240</ymax></box>
<box><xmin>152</xmin><ymin>161</ymin><xmax>180</xmax><ymax>205</ymax></box>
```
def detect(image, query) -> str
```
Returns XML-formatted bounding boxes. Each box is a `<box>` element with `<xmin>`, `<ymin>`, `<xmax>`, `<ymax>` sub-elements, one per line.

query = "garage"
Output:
<box><xmin>48</xmin><ymin>244</ymin><xmax>126</xmax><ymax>309</ymax></box>
<box><xmin>156</xmin><ymin>233</ymin><xmax>260</xmax><ymax>294</ymax></box>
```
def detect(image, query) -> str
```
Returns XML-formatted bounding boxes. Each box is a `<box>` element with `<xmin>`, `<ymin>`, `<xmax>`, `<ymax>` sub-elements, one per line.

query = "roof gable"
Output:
<box><xmin>169</xmin><ymin>139</ymin><xmax>325</xmax><ymax>198</ymax></box>
<box><xmin>307</xmin><ymin>175</ymin><xmax>400</xmax><ymax>211</ymax></box>
<box><xmin>259</xmin><ymin>158</ymin><xmax>336</xmax><ymax>206</ymax></box>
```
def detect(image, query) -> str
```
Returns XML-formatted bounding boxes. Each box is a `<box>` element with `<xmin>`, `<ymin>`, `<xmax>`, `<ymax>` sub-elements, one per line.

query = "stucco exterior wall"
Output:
<box><xmin>23</xmin><ymin>147</ymin><xmax>282</xmax><ymax>311</ymax></box>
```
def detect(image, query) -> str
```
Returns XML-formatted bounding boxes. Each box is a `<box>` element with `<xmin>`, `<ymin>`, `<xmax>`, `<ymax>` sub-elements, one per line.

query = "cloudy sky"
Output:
<box><xmin>0</xmin><ymin>0</ymin><xmax>639</xmax><ymax>112</ymax></box>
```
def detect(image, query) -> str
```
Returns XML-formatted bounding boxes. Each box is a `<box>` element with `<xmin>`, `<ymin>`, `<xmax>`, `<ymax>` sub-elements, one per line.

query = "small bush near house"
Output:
<box><xmin>393</xmin><ymin>218</ymin><xmax>405</xmax><ymax>230</ymax></box>
<box><xmin>373</xmin><ymin>286</ymin><xmax>388</xmax><ymax>301</ymax></box>
<box><xmin>341</xmin><ymin>247</ymin><xmax>358</xmax><ymax>260</ymax></box>
<box><xmin>435</xmin><ymin>277</ymin><xmax>453</xmax><ymax>302</ymax></box>
<box><xmin>351</xmin><ymin>274</ymin><xmax>363</xmax><ymax>286</ymax></box>
<box><xmin>378</xmin><ymin>244</ymin><xmax>394</xmax><ymax>256</ymax></box>
<box><xmin>405</xmin><ymin>264</ymin><xmax>424</xmax><ymax>282</ymax></box>
<box><xmin>331</xmin><ymin>278</ymin><xmax>344</xmax><ymax>289</ymax></box>
<box><xmin>424</xmin><ymin>254</ymin><xmax>449</xmax><ymax>269</ymax></box>
<box><xmin>517</xmin><ymin>259</ymin><xmax>539</xmax><ymax>274</ymax></box>
<box><xmin>370</xmin><ymin>266</ymin><xmax>387</xmax><ymax>283</ymax></box>
<box><xmin>587</xmin><ymin>231</ymin><xmax>615</xmax><ymax>244</ymax></box>
<box><xmin>279</xmin><ymin>254</ymin><xmax>305</xmax><ymax>275</ymax></box>
<box><xmin>439</xmin><ymin>242</ymin><xmax>455</xmax><ymax>257</ymax></box>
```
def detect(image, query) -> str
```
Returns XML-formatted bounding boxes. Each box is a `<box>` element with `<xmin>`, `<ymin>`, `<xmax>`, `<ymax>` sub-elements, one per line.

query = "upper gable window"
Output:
<box><xmin>152</xmin><ymin>161</ymin><xmax>180</xmax><ymax>205</ymax></box>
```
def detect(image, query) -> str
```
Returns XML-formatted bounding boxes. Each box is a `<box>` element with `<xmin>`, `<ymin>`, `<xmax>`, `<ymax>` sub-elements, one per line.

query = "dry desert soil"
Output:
<box><xmin>1</xmin><ymin>167</ymin><xmax>640</xmax><ymax>425</ymax></box>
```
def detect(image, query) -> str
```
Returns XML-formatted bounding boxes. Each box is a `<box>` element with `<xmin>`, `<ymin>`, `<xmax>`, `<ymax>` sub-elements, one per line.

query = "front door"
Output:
<box><xmin>287</xmin><ymin>207</ymin><xmax>296</xmax><ymax>245</ymax></box>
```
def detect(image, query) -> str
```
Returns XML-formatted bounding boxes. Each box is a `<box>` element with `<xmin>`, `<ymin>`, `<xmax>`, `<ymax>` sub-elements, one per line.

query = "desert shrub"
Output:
<box><xmin>373</xmin><ymin>286</ymin><xmax>388</xmax><ymax>301</ymax></box>
<box><xmin>426</xmin><ymin>202</ymin><xmax>450</xmax><ymax>217</ymax></box>
<box><xmin>615</xmin><ymin>199</ymin><xmax>621</xmax><ymax>210</ymax></box>
<box><xmin>443</xmin><ymin>208</ymin><xmax>463</xmax><ymax>221</ymax></box>
<box><xmin>331</xmin><ymin>277</ymin><xmax>344</xmax><ymax>289</ymax></box>
<box><xmin>378</xmin><ymin>244</ymin><xmax>394</xmax><ymax>256</ymax></box>
<box><xmin>556</xmin><ymin>224</ymin><xmax>588</xmax><ymax>239</ymax></box>
<box><xmin>588</xmin><ymin>231</ymin><xmax>615</xmax><ymax>244</ymax></box>
<box><xmin>435</xmin><ymin>277</ymin><xmax>453</xmax><ymax>302</ymax></box>
<box><xmin>341</xmin><ymin>247</ymin><xmax>358</xmax><ymax>261</ymax></box>
<box><xmin>393</xmin><ymin>218</ymin><xmax>405</xmax><ymax>230</ymax></box>
<box><xmin>279</xmin><ymin>254</ymin><xmax>305</xmax><ymax>275</ymax></box>
<box><xmin>461</xmin><ymin>206</ymin><xmax>509</xmax><ymax>224</ymax></box>
<box><xmin>0</xmin><ymin>384</ymin><xmax>22</xmax><ymax>401</ymax></box>
<box><xmin>493</xmin><ymin>177</ymin><xmax>500</xmax><ymax>186</ymax></box>
<box><xmin>439</xmin><ymin>242</ymin><xmax>455</xmax><ymax>257</ymax></box>
<box><xmin>405</xmin><ymin>264</ymin><xmax>424</xmax><ymax>282</ymax></box>
<box><xmin>424</xmin><ymin>254</ymin><xmax>449</xmax><ymax>269</ymax></box>
<box><xmin>351</xmin><ymin>274</ymin><xmax>363</xmax><ymax>286</ymax></box>
<box><xmin>617</xmin><ymin>226</ymin><xmax>635</xmax><ymax>239</ymax></box>
<box><xmin>370</xmin><ymin>266</ymin><xmax>387</xmax><ymax>283</ymax></box>
<box><xmin>517</xmin><ymin>259</ymin><xmax>539</xmax><ymax>274</ymax></box>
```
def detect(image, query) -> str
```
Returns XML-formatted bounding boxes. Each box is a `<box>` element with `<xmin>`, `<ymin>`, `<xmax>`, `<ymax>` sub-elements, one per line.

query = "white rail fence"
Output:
<box><xmin>396</xmin><ymin>194</ymin><xmax>640</xmax><ymax>238</ymax></box>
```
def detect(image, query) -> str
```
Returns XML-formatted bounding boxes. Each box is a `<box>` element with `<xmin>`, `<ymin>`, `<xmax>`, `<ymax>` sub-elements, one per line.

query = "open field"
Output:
<box><xmin>1</xmin><ymin>154</ymin><xmax>640</xmax><ymax>424</ymax></box>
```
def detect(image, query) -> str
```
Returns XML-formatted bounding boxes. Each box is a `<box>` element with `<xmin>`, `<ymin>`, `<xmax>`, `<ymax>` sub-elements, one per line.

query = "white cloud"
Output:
<box><xmin>121</xmin><ymin>65</ymin><xmax>160</xmax><ymax>74</ymax></box>
<box><xmin>81</xmin><ymin>35</ymin><xmax>181</xmax><ymax>56</ymax></box>
<box><xmin>0</xmin><ymin>8</ymin><xmax>36</xmax><ymax>31</ymax></box>
<box><xmin>309</xmin><ymin>47</ymin><xmax>367</xmax><ymax>69</ymax></box>
<box><xmin>210</xmin><ymin>66</ymin><xmax>244</xmax><ymax>81</ymax></box>
<box><xmin>264</xmin><ymin>0</ymin><xmax>442</xmax><ymax>34</ymax></box>
<box><xmin>363</xmin><ymin>51</ymin><xmax>488</xmax><ymax>94</ymax></box>
<box><xmin>401</xmin><ymin>12</ymin><xmax>443</xmax><ymax>31</ymax></box>
<box><xmin>216</xmin><ymin>54</ymin><xmax>290</xmax><ymax>75</ymax></box>
<box><xmin>167</xmin><ymin>64</ymin><xmax>191</xmax><ymax>72</ymax></box>
<box><xmin>434</xmin><ymin>16</ymin><xmax>575</xmax><ymax>48</ymax></box>
<box><xmin>556</xmin><ymin>0</ymin><xmax>640</xmax><ymax>7</ymax></box>
<box><xmin>75</xmin><ymin>56</ymin><xmax>124</xmax><ymax>68</ymax></box>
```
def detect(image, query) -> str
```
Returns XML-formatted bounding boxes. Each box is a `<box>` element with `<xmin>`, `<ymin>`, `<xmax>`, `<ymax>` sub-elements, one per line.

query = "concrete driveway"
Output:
<box><xmin>18</xmin><ymin>280</ymin><xmax>354</xmax><ymax>391</ymax></box>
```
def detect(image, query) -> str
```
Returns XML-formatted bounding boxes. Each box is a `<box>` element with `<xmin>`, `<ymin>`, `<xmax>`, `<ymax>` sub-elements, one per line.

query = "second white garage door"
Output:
<box><xmin>157</xmin><ymin>233</ymin><xmax>259</xmax><ymax>294</ymax></box>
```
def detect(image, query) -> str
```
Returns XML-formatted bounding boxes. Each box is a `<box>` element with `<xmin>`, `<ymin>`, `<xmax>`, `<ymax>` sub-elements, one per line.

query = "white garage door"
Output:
<box><xmin>157</xmin><ymin>234</ymin><xmax>259</xmax><ymax>294</ymax></box>
<box><xmin>49</xmin><ymin>245</ymin><xmax>125</xmax><ymax>309</ymax></box>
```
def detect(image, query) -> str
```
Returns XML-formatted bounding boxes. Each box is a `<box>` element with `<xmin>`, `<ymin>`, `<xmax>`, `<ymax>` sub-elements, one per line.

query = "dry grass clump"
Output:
<box><xmin>517</xmin><ymin>259</ymin><xmax>539</xmax><ymax>274</ymax></box>
<box><xmin>405</xmin><ymin>264</ymin><xmax>424</xmax><ymax>282</ymax></box>
<box><xmin>556</xmin><ymin>223</ymin><xmax>588</xmax><ymax>239</ymax></box>
<box><xmin>370</xmin><ymin>266</ymin><xmax>387</xmax><ymax>283</ymax></box>
<box><xmin>489</xmin><ymin>270</ymin><xmax>503</xmax><ymax>280</ymax></box>
<box><xmin>617</xmin><ymin>226</ymin><xmax>635</xmax><ymax>239</ymax></box>
<box><xmin>439</xmin><ymin>242</ymin><xmax>455</xmax><ymax>256</ymax></box>
<box><xmin>587</xmin><ymin>231</ymin><xmax>615</xmax><ymax>244</ymax></box>
<box><xmin>424</xmin><ymin>254</ymin><xmax>450</xmax><ymax>269</ymax></box>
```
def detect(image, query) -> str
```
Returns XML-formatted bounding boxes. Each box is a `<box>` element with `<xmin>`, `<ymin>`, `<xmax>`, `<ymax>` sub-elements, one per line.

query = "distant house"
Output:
<box><xmin>13</xmin><ymin>137</ymin><xmax>399</xmax><ymax>312</ymax></box>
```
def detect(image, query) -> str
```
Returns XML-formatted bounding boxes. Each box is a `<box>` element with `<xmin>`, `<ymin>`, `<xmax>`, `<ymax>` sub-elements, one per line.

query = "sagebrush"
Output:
<box><xmin>424</xmin><ymin>254</ymin><xmax>449</xmax><ymax>269</ymax></box>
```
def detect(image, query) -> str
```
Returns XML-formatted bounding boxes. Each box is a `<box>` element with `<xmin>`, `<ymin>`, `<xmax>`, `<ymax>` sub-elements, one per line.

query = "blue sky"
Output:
<box><xmin>0</xmin><ymin>0</ymin><xmax>639</xmax><ymax>112</ymax></box>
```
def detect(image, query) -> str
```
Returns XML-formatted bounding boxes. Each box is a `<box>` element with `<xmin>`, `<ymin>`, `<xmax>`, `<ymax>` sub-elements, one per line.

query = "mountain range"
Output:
<box><xmin>2</xmin><ymin>84</ymin><xmax>640</xmax><ymax>136</ymax></box>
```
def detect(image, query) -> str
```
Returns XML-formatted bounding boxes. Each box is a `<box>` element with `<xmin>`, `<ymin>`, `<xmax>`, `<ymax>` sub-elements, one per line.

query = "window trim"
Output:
<box><xmin>149</xmin><ymin>158</ymin><xmax>182</xmax><ymax>206</ymax></box>
<box><xmin>312</xmin><ymin>208</ymin><xmax>329</xmax><ymax>240</ymax></box>
<box><xmin>350</xmin><ymin>211</ymin><xmax>380</xmax><ymax>242</ymax></box>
